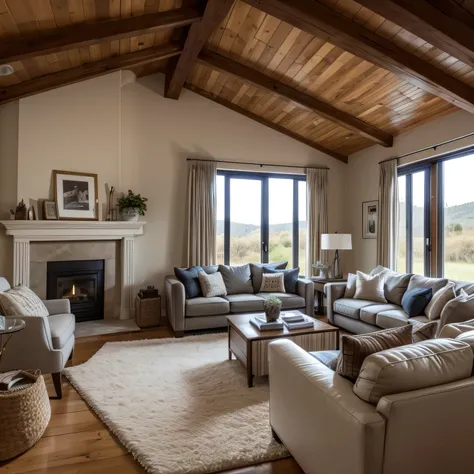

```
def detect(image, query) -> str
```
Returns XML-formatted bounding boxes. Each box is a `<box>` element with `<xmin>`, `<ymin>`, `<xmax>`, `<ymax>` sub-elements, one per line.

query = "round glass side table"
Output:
<box><xmin>0</xmin><ymin>318</ymin><xmax>26</xmax><ymax>361</ymax></box>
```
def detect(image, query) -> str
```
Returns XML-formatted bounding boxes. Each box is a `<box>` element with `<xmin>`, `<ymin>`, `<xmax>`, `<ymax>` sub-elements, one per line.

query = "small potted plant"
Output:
<box><xmin>117</xmin><ymin>190</ymin><xmax>148</xmax><ymax>222</ymax></box>
<box><xmin>313</xmin><ymin>260</ymin><xmax>331</xmax><ymax>279</ymax></box>
<box><xmin>264</xmin><ymin>296</ymin><xmax>282</xmax><ymax>322</ymax></box>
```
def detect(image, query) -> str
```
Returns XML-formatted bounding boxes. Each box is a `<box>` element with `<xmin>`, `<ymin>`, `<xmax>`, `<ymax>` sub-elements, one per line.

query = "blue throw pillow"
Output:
<box><xmin>264</xmin><ymin>267</ymin><xmax>299</xmax><ymax>293</ymax></box>
<box><xmin>174</xmin><ymin>266</ymin><xmax>204</xmax><ymax>299</ymax></box>
<box><xmin>401</xmin><ymin>288</ymin><xmax>433</xmax><ymax>317</ymax></box>
<box><xmin>309</xmin><ymin>350</ymin><xmax>340</xmax><ymax>371</ymax></box>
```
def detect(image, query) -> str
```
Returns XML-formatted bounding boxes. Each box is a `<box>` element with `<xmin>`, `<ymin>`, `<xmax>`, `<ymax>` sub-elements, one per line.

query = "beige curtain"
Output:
<box><xmin>306</xmin><ymin>168</ymin><xmax>328</xmax><ymax>277</ymax></box>
<box><xmin>377</xmin><ymin>160</ymin><xmax>399</xmax><ymax>269</ymax></box>
<box><xmin>187</xmin><ymin>160</ymin><xmax>217</xmax><ymax>267</ymax></box>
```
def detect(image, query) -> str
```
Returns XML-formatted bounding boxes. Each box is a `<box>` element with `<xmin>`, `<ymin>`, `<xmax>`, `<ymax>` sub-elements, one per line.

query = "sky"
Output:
<box><xmin>216</xmin><ymin>175</ymin><xmax>306</xmax><ymax>225</ymax></box>
<box><xmin>399</xmin><ymin>153</ymin><xmax>474</xmax><ymax>207</ymax></box>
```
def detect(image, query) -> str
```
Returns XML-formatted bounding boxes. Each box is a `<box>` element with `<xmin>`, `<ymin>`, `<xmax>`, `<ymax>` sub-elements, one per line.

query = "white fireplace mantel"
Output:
<box><xmin>0</xmin><ymin>220</ymin><xmax>146</xmax><ymax>320</ymax></box>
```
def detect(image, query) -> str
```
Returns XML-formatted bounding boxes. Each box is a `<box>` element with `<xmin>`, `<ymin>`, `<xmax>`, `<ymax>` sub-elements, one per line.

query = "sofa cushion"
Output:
<box><xmin>360</xmin><ymin>304</ymin><xmax>402</xmax><ymax>326</ymax></box>
<box><xmin>456</xmin><ymin>331</ymin><xmax>474</xmax><ymax>362</ymax></box>
<box><xmin>439</xmin><ymin>290</ymin><xmax>474</xmax><ymax>331</ymax></box>
<box><xmin>425</xmin><ymin>282</ymin><xmax>456</xmax><ymax>320</ymax></box>
<box><xmin>407</xmin><ymin>274</ymin><xmax>448</xmax><ymax>295</ymax></box>
<box><xmin>410</xmin><ymin>320</ymin><xmax>438</xmax><ymax>343</ymax></box>
<box><xmin>264</xmin><ymin>267</ymin><xmax>299</xmax><ymax>293</ymax></box>
<box><xmin>334</xmin><ymin>298</ymin><xmax>375</xmax><ymax>320</ymax></box>
<box><xmin>0</xmin><ymin>285</ymin><xmax>49</xmax><ymax>317</ymax></box>
<box><xmin>218</xmin><ymin>264</ymin><xmax>253</xmax><ymax>295</ymax></box>
<box><xmin>198</xmin><ymin>271</ymin><xmax>227</xmax><ymax>298</ymax></box>
<box><xmin>453</xmin><ymin>281</ymin><xmax>474</xmax><ymax>296</ymax></box>
<box><xmin>250</xmin><ymin>262</ymin><xmax>287</xmax><ymax>292</ymax></box>
<box><xmin>256</xmin><ymin>292</ymin><xmax>305</xmax><ymax>310</ymax></box>
<box><xmin>343</xmin><ymin>273</ymin><xmax>357</xmax><ymax>298</ymax></box>
<box><xmin>401</xmin><ymin>288</ymin><xmax>433</xmax><ymax>317</ymax></box>
<box><xmin>370</xmin><ymin>266</ymin><xmax>413</xmax><ymax>305</ymax></box>
<box><xmin>354</xmin><ymin>271</ymin><xmax>387</xmax><ymax>303</ymax></box>
<box><xmin>223</xmin><ymin>294</ymin><xmax>265</xmax><ymax>313</ymax></box>
<box><xmin>309</xmin><ymin>350</ymin><xmax>340</xmax><ymax>371</ymax></box>
<box><xmin>336</xmin><ymin>325</ymin><xmax>413</xmax><ymax>381</ymax></box>
<box><xmin>174</xmin><ymin>266</ymin><xmax>204</xmax><ymax>298</ymax></box>
<box><xmin>185</xmin><ymin>297</ymin><xmax>230</xmax><ymax>317</ymax></box>
<box><xmin>354</xmin><ymin>339</ymin><xmax>473</xmax><ymax>405</ymax></box>
<box><xmin>376</xmin><ymin>309</ymin><xmax>410</xmax><ymax>329</ymax></box>
<box><xmin>48</xmin><ymin>313</ymin><xmax>75</xmax><ymax>349</ymax></box>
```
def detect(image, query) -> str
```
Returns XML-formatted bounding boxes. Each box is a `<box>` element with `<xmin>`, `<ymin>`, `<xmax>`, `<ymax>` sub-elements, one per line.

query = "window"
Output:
<box><xmin>216</xmin><ymin>170</ymin><xmax>306</xmax><ymax>270</ymax></box>
<box><xmin>397</xmin><ymin>147</ymin><xmax>474</xmax><ymax>279</ymax></box>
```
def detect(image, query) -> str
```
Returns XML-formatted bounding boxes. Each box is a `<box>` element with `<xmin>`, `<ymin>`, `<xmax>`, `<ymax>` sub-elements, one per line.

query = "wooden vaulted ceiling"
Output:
<box><xmin>1</xmin><ymin>1</ymin><xmax>474</xmax><ymax>162</ymax></box>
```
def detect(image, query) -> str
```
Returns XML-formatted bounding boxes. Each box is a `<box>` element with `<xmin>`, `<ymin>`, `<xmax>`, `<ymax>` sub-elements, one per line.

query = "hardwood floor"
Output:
<box><xmin>1</xmin><ymin>325</ymin><xmax>303</xmax><ymax>474</ymax></box>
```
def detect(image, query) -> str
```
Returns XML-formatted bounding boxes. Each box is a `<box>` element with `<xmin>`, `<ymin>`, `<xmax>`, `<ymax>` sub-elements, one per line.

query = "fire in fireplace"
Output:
<box><xmin>47</xmin><ymin>260</ymin><xmax>105</xmax><ymax>322</ymax></box>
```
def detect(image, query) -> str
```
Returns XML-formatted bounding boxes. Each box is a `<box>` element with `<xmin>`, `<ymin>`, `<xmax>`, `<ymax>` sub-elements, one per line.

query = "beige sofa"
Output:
<box><xmin>165</xmin><ymin>265</ymin><xmax>314</xmax><ymax>337</ymax></box>
<box><xmin>268</xmin><ymin>325</ymin><xmax>474</xmax><ymax>474</ymax></box>
<box><xmin>0</xmin><ymin>277</ymin><xmax>75</xmax><ymax>398</ymax></box>
<box><xmin>326</xmin><ymin>267</ymin><xmax>474</xmax><ymax>335</ymax></box>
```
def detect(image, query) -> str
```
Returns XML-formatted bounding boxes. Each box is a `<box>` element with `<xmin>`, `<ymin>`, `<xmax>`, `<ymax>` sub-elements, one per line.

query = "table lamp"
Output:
<box><xmin>321</xmin><ymin>233</ymin><xmax>352</xmax><ymax>279</ymax></box>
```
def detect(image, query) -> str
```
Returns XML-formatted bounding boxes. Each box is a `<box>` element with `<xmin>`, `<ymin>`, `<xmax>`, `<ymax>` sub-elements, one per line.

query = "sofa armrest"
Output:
<box><xmin>43</xmin><ymin>298</ymin><xmax>71</xmax><ymax>315</ymax></box>
<box><xmin>326</xmin><ymin>282</ymin><xmax>347</xmax><ymax>324</ymax></box>
<box><xmin>269</xmin><ymin>339</ymin><xmax>385</xmax><ymax>474</ymax></box>
<box><xmin>164</xmin><ymin>275</ymin><xmax>185</xmax><ymax>333</ymax></box>
<box><xmin>296</xmin><ymin>278</ymin><xmax>314</xmax><ymax>316</ymax></box>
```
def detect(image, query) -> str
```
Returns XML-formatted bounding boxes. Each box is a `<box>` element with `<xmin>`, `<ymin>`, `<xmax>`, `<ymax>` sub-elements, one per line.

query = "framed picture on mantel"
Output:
<box><xmin>53</xmin><ymin>170</ymin><xmax>98</xmax><ymax>221</ymax></box>
<box><xmin>362</xmin><ymin>200</ymin><xmax>378</xmax><ymax>239</ymax></box>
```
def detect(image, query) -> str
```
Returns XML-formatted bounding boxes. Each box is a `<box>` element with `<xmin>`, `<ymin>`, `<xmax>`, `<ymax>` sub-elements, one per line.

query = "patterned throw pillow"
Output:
<box><xmin>198</xmin><ymin>271</ymin><xmax>227</xmax><ymax>298</ymax></box>
<box><xmin>335</xmin><ymin>325</ymin><xmax>413</xmax><ymax>381</ymax></box>
<box><xmin>425</xmin><ymin>282</ymin><xmax>456</xmax><ymax>320</ymax></box>
<box><xmin>259</xmin><ymin>273</ymin><xmax>285</xmax><ymax>293</ymax></box>
<box><xmin>354</xmin><ymin>270</ymin><xmax>387</xmax><ymax>303</ymax></box>
<box><xmin>410</xmin><ymin>320</ymin><xmax>438</xmax><ymax>343</ymax></box>
<box><xmin>0</xmin><ymin>285</ymin><xmax>49</xmax><ymax>317</ymax></box>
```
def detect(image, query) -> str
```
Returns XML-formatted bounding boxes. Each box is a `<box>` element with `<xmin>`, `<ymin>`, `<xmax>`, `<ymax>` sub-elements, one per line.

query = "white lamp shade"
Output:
<box><xmin>321</xmin><ymin>233</ymin><xmax>352</xmax><ymax>250</ymax></box>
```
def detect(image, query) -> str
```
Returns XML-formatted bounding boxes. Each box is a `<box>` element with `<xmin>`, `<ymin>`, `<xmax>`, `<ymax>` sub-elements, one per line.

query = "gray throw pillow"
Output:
<box><xmin>383</xmin><ymin>271</ymin><xmax>413</xmax><ymax>306</ymax></box>
<box><xmin>250</xmin><ymin>262</ymin><xmax>287</xmax><ymax>292</ymax></box>
<box><xmin>218</xmin><ymin>264</ymin><xmax>253</xmax><ymax>295</ymax></box>
<box><xmin>344</xmin><ymin>273</ymin><xmax>357</xmax><ymax>298</ymax></box>
<box><xmin>407</xmin><ymin>275</ymin><xmax>448</xmax><ymax>295</ymax></box>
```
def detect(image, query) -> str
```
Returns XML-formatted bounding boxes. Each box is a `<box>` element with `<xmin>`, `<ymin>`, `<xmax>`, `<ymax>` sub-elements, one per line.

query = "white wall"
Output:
<box><xmin>0</xmin><ymin>71</ymin><xmax>348</xmax><ymax>296</ymax></box>
<box><xmin>346</xmin><ymin>110</ymin><xmax>474</xmax><ymax>273</ymax></box>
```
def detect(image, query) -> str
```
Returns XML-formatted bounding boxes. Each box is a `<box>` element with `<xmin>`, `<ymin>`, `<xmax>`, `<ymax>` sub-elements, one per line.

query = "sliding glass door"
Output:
<box><xmin>216</xmin><ymin>171</ymin><xmax>306</xmax><ymax>270</ymax></box>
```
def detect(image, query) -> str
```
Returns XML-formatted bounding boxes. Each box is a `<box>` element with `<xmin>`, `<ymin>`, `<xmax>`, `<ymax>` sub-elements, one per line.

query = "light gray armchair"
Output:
<box><xmin>0</xmin><ymin>278</ymin><xmax>75</xmax><ymax>398</ymax></box>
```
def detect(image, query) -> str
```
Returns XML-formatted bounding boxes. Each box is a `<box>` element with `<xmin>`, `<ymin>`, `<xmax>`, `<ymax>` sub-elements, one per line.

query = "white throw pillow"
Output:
<box><xmin>259</xmin><ymin>273</ymin><xmax>285</xmax><ymax>293</ymax></box>
<box><xmin>198</xmin><ymin>271</ymin><xmax>227</xmax><ymax>298</ymax></box>
<box><xmin>344</xmin><ymin>273</ymin><xmax>357</xmax><ymax>298</ymax></box>
<box><xmin>0</xmin><ymin>285</ymin><xmax>49</xmax><ymax>317</ymax></box>
<box><xmin>354</xmin><ymin>271</ymin><xmax>387</xmax><ymax>303</ymax></box>
<box><xmin>425</xmin><ymin>281</ymin><xmax>456</xmax><ymax>320</ymax></box>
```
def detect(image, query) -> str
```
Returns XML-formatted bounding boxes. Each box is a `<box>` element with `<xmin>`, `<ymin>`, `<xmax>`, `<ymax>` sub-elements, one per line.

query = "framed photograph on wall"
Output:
<box><xmin>362</xmin><ymin>200</ymin><xmax>378</xmax><ymax>239</ymax></box>
<box><xmin>53</xmin><ymin>170</ymin><xmax>98</xmax><ymax>220</ymax></box>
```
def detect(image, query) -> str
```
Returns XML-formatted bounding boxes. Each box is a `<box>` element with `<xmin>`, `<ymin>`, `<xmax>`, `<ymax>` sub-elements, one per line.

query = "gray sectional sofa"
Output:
<box><xmin>327</xmin><ymin>265</ymin><xmax>474</xmax><ymax>335</ymax></box>
<box><xmin>165</xmin><ymin>264</ymin><xmax>314</xmax><ymax>337</ymax></box>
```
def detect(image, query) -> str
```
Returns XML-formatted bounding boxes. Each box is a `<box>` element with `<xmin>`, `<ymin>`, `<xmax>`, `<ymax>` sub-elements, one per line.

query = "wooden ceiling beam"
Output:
<box><xmin>198</xmin><ymin>50</ymin><xmax>393</xmax><ymax>147</ymax></box>
<box><xmin>0</xmin><ymin>43</ymin><xmax>181</xmax><ymax>106</ymax></box>
<box><xmin>243</xmin><ymin>0</ymin><xmax>474</xmax><ymax>113</ymax></box>
<box><xmin>185</xmin><ymin>84</ymin><xmax>348</xmax><ymax>163</ymax></box>
<box><xmin>0</xmin><ymin>8</ymin><xmax>200</xmax><ymax>65</ymax></box>
<box><xmin>356</xmin><ymin>0</ymin><xmax>474</xmax><ymax>69</ymax></box>
<box><xmin>164</xmin><ymin>0</ymin><xmax>235</xmax><ymax>100</ymax></box>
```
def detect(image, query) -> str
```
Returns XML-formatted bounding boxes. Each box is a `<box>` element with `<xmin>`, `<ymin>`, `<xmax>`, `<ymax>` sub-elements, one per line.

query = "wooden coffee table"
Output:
<box><xmin>227</xmin><ymin>311</ymin><xmax>339</xmax><ymax>387</ymax></box>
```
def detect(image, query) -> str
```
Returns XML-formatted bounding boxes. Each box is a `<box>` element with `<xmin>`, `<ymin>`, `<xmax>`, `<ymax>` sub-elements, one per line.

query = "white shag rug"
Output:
<box><xmin>64</xmin><ymin>333</ymin><xmax>288</xmax><ymax>474</ymax></box>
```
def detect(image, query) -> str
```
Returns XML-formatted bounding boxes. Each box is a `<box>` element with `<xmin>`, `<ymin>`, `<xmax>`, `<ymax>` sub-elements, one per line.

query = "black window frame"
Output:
<box><xmin>217</xmin><ymin>170</ymin><xmax>306</xmax><ymax>267</ymax></box>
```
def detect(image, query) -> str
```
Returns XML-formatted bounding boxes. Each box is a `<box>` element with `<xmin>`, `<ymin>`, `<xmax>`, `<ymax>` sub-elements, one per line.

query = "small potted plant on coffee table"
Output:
<box><xmin>118</xmin><ymin>190</ymin><xmax>148</xmax><ymax>222</ymax></box>
<box><xmin>264</xmin><ymin>296</ymin><xmax>282</xmax><ymax>322</ymax></box>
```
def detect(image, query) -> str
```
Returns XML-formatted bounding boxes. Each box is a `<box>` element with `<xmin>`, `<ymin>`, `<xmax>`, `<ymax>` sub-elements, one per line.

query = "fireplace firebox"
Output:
<box><xmin>47</xmin><ymin>260</ymin><xmax>105</xmax><ymax>322</ymax></box>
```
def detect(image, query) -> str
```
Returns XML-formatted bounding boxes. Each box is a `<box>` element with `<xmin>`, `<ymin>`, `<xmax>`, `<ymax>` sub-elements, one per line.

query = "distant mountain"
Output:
<box><xmin>216</xmin><ymin>220</ymin><xmax>307</xmax><ymax>236</ymax></box>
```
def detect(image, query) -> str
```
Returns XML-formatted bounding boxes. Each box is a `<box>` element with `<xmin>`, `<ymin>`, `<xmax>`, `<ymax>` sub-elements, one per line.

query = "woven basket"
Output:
<box><xmin>0</xmin><ymin>370</ymin><xmax>51</xmax><ymax>461</ymax></box>
<box><xmin>135</xmin><ymin>296</ymin><xmax>161</xmax><ymax>328</ymax></box>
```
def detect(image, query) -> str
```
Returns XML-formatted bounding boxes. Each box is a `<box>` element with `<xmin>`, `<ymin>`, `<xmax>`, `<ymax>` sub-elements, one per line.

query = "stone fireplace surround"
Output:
<box><xmin>0</xmin><ymin>221</ymin><xmax>146</xmax><ymax>320</ymax></box>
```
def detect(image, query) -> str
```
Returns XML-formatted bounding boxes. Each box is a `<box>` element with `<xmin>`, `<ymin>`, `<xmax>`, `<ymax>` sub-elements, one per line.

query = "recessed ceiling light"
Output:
<box><xmin>0</xmin><ymin>65</ymin><xmax>14</xmax><ymax>76</ymax></box>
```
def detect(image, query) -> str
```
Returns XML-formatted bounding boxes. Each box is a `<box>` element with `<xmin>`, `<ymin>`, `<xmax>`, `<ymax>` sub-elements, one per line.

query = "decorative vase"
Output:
<box><xmin>319</xmin><ymin>268</ymin><xmax>330</xmax><ymax>279</ymax></box>
<box><xmin>264</xmin><ymin>305</ymin><xmax>281</xmax><ymax>322</ymax></box>
<box><xmin>121</xmin><ymin>207</ymin><xmax>140</xmax><ymax>222</ymax></box>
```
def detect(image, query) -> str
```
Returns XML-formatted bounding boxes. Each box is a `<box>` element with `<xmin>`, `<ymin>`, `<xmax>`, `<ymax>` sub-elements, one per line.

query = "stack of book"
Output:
<box><xmin>250</xmin><ymin>316</ymin><xmax>283</xmax><ymax>331</ymax></box>
<box><xmin>281</xmin><ymin>313</ymin><xmax>314</xmax><ymax>330</ymax></box>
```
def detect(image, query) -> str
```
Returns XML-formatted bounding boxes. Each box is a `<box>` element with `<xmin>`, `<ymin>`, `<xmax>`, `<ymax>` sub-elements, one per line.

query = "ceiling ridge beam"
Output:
<box><xmin>164</xmin><ymin>0</ymin><xmax>235</xmax><ymax>100</ymax></box>
<box><xmin>356</xmin><ymin>0</ymin><xmax>474</xmax><ymax>69</ymax></box>
<box><xmin>0</xmin><ymin>43</ymin><xmax>182</xmax><ymax>106</ymax></box>
<box><xmin>185</xmin><ymin>84</ymin><xmax>348</xmax><ymax>163</ymax></box>
<box><xmin>197</xmin><ymin>50</ymin><xmax>393</xmax><ymax>147</ymax></box>
<box><xmin>242</xmin><ymin>0</ymin><xmax>474</xmax><ymax>113</ymax></box>
<box><xmin>0</xmin><ymin>7</ymin><xmax>200</xmax><ymax>65</ymax></box>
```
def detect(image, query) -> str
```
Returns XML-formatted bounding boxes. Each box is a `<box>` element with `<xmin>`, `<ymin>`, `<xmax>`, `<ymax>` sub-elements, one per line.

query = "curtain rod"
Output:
<box><xmin>186</xmin><ymin>158</ymin><xmax>329</xmax><ymax>170</ymax></box>
<box><xmin>378</xmin><ymin>131</ymin><xmax>474</xmax><ymax>165</ymax></box>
